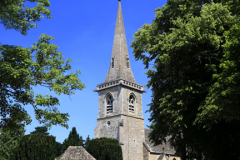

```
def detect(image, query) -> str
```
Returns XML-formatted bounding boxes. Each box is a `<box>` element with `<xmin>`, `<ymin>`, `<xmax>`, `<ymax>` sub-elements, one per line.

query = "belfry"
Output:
<box><xmin>94</xmin><ymin>1</ymin><xmax>179</xmax><ymax>160</ymax></box>
<box><xmin>94</xmin><ymin>0</ymin><xmax>146</xmax><ymax>159</ymax></box>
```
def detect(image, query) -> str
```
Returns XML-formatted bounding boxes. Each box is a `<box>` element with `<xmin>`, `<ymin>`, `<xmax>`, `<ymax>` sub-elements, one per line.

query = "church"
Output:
<box><xmin>94</xmin><ymin>1</ymin><xmax>181</xmax><ymax>160</ymax></box>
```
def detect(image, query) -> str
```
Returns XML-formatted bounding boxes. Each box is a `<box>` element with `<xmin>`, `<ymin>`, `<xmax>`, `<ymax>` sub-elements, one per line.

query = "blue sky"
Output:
<box><xmin>0</xmin><ymin>0</ymin><xmax>167</xmax><ymax>144</ymax></box>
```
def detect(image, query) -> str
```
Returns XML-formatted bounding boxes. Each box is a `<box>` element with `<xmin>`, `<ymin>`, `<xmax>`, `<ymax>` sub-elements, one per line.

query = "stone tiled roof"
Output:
<box><xmin>57</xmin><ymin>146</ymin><xmax>96</xmax><ymax>160</ymax></box>
<box><xmin>144</xmin><ymin>128</ymin><xmax>175</xmax><ymax>155</ymax></box>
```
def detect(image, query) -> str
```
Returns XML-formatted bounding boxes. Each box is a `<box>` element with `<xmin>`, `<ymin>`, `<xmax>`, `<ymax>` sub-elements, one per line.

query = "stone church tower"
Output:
<box><xmin>94</xmin><ymin>0</ymin><xmax>146</xmax><ymax>159</ymax></box>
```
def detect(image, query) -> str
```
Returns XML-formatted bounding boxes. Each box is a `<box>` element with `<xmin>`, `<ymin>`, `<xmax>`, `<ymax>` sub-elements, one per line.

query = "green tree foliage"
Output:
<box><xmin>0</xmin><ymin>0</ymin><xmax>51</xmax><ymax>35</ymax></box>
<box><xmin>84</xmin><ymin>135</ymin><xmax>90</xmax><ymax>148</ymax></box>
<box><xmin>10</xmin><ymin>134</ymin><xmax>56</xmax><ymax>160</ymax></box>
<box><xmin>61</xmin><ymin>127</ymin><xmax>84</xmax><ymax>153</ymax></box>
<box><xmin>131</xmin><ymin>0</ymin><xmax>240</xmax><ymax>159</ymax></box>
<box><xmin>55</xmin><ymin>141</ymin><xmax>63</xmax><ymax>158</ymax></box>
<box><xmin>0</xmin><ymin>123</ymin><xmax>26</xmax><ymax>160</ymax></box>
<box><xmin>79</xmin><ymin>135</ymin><xmax>85</xmax><ymax>147</ymax></box>
<box><xmin>30</xmin><ymin>125</ymin><xmax>50</xmax><ymax>135</ymax></box>
<box><xmin>29</xmin><ymin>125</ymin><xmax>63</xmax><ymax>158</ymax></box>
<box><xmin>86</xmin><ymin>137</ymin><xmax>123</xmax><ymax>160</ymax></box>
<box><xmin>0</xmin><ymin>0</ymin><xmax>85</xmax><ymax>136</ymax></box>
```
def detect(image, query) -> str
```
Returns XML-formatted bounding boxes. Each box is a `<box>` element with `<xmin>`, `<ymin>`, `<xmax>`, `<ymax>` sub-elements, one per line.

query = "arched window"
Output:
<box><xmin>106</xmin><ymin>95</ymin><xmax>113</xmax><ymax>113</ymax></box>
<box><xmin>129</xmin><ymin>95</ymin><xmax>135</xmax><ymax>113</ymax></box>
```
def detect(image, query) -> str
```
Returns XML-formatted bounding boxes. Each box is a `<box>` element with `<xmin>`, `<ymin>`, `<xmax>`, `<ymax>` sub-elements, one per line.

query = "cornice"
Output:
<box><xmin>94</xmin><ymin>79</ymin><xmax>147</xmax><ymax>93</ymax></box>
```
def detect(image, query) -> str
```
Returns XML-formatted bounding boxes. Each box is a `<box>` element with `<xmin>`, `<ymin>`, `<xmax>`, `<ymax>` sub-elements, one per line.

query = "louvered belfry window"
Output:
<box><xmin>106</xmin><ymin>95</ymin><xmax>113</xmax><ymax>114</ymax></box>
<box><xmin>129</xmin><ymin>95</ymin><xmax>135</xmax><ymax>113</ymax></box>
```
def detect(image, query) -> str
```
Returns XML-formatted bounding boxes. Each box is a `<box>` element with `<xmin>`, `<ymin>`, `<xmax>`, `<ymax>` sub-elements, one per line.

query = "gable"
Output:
<box><xmin>57</xmin><ymin>146</ymin><xmax>96</xmax><ymax>160</ymax></box>
<box><xmin>157</xmin><ymin>154</ymin><xmax>168</xmax><ymax>160</ymax></box>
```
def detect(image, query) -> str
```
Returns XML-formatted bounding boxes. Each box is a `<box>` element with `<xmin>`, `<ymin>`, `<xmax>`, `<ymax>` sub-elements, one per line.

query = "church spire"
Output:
<box><xmin>104</xmin><ymin>0</ymin><xmax>136</xmax><ymax>83</ymax></box>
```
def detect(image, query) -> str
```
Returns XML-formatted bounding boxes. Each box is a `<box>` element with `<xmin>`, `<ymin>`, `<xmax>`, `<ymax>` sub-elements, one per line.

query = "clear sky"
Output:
<box><xmin>1</xmin><ymin>0</ymin><xmax>167</xmax><ymax>144</ymax></box>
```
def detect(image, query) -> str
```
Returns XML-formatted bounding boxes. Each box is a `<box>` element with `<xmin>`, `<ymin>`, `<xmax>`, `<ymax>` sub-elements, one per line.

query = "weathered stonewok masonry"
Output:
<box><xmin>94</xmin><ymin>0</ymin><xmax>181</xmax><ymax>160</ymax></box>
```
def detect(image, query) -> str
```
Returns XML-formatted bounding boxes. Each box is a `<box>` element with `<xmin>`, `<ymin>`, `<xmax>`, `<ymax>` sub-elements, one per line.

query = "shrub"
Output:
<box><xmin>86</xmin><ymin>137</ymin><xmax>123</xmax><ymax>160</ymax></box>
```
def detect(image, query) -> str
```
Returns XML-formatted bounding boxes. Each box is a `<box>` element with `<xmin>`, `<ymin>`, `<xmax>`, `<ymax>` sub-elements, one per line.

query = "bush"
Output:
<box><xmin>86</xmin><ymin>137</ymin><xmax>123</xmax><ymax>160</ymax></box>
<box><xmin>11</xmin><ymin>134</ymin><xmax>56</xmax><ymax>160</ymax></box>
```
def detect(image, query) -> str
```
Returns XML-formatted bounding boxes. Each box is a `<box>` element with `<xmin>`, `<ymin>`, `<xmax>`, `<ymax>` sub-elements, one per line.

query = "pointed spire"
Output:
<box><xmin>104</xmin><ymin>0</ymin><xmax>136</xmax><ymax>83</ymax></box>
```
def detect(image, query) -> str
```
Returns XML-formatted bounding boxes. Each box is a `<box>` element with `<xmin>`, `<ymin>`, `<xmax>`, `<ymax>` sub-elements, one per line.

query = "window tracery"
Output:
<box><xmin>106</xmin><ymin>95</ymin><xmax>113</xmax><ymax>113</ymax></box>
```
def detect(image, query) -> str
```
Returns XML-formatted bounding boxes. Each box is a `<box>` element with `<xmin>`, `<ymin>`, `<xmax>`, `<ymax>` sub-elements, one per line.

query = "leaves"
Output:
<box><xmin>195</xmin><ymin>21</ymin><xmax>240</xmax><ymax>128</ymax></box>
<box><xmin>0</xmin><ymin>1</ymin><xmax>85</xmax><ymax>160</ymax></box>
<box><xmin>61</xmin><ymin>127</ymin><xmax>85</xmax><ymax>154</ymax></box>
<box><xmin>0</xmin><ymin>122</ymin><xmax>26</xmax><ymax>160</ymax></box>
<box><xmin>29</xmin><ymin>125</ymin><xmax>50</xmax><ymax>135</ymax></box>
<box><xmin>0</xmin><ymin>34</ymin><xmax>84</xmax><ymax>133</ymax></box>
<box><xmin>0</xmin><ymin>0</ymin><xmax>51</xmax><ymax>35</ymax></box>
<box><xmin>0</xmin><ymin>0</ymin><xmax>85</xmax><ymax>145</ymax></box>
<box><xmin>86</xmin><ymin>137</ymin><xmax>123</xmax><ymax>160</ymax></box>
<box><xmin>131</xmin><ymin>0</ymin><xmax>240</xmax><ymax>159</ymax></box>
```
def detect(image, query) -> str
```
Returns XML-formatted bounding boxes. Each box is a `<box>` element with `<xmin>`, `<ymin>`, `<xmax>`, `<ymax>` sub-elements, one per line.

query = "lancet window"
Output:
<box><xmin>127</xmin><ymin>58</ymin><xmax>129</xmax><ymax>68</ymax></box>
<box><xmin>129</xmin><ymin>94</ymin><xmax>135</xmax><ymax>113</ymax></box>
<box><xmin>106</xmin><ymin>95</ymin><xmax>113</xmax><ymax>114</ymax></box>
<box><xmin>112</xmin><ymin>58</ymin><xmax>114</xmax><ymax>68</ymax></box>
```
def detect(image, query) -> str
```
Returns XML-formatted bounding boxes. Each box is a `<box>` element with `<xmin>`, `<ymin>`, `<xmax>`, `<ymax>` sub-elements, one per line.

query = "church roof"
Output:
<box><xmin>104</xmin><ymin>0</ymin><xmax>136</xmax><ymax>84</ymax></box>
<box><xmin>57</xmin><ymin>146</ymin><xmax>96</xmax><ymax>160</ymax></box>
<box><xmin>144</xmin><ymin>128</ymin><xmax>175</xmax><ymax>155</ymax></box>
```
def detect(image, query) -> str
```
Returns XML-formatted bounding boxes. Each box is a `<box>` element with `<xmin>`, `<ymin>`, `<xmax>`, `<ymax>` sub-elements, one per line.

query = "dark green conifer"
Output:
<box><xmin>79</xmin><ymin>136</ymin><xmax>85</xmax><ymax>147</ymax></box>
<box><xmin>55</xmin><ymin>141</ymin><xmax>63</xmax><ymax>157</ymax></box>
<box><xmin>84</xmin><ymin>135</ymin><xmax>90</xmax><ymax>148</ymax></box>
<box><xmin>86</xmin><ymin>137</ymin><xmax>123</xmax><ymax>160</ymax></box>
<box><xmin>61</xmin><ymin>127</ymin><xmax>84</xmax><ymax>154</ymax></box>
<box><xmin>30</xmin><ymin>126</ymin><xmax>50</xmax><ymax>136</ymax></box>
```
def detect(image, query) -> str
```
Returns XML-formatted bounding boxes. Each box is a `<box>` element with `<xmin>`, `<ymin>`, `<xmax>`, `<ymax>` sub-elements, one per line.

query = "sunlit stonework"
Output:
<box><xmin>94</xmin><ymin>1</ymin><xmax>180</xmax><ymax>160</ymax></box>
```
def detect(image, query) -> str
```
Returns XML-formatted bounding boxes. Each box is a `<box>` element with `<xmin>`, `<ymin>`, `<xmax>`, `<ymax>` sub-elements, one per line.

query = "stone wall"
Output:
<box><xmin>121</xmin><ymin>115</ymin><xmax>145</xmax><ymax>160</ymax></box>
<box><xmin>95</xmin><ymin>84</ymin><xmax>145</xmax><ymax>160</ymax></box>
<box><xmin>169</xmin><ymin>156</ymin><xmax>181</xmax><ymax>160</ymax></box>
<box><xmin>149</xmin><ymin>153</ymin><xmax>160</xmax><ymax>160</ymax></box>
<box><xmin>95</xmin><ymin>115</ymin><xmax>121</xmax><ymax>139</ymax></box>
<box><xmin>96</xmin><ymin>85</ymin><xmax>143</xmax><ymax>119</ymax></box>
<box><xmin>143</xmin><ymin>144</ymin><xmax>149</xmax><ymax>160</ymax></box>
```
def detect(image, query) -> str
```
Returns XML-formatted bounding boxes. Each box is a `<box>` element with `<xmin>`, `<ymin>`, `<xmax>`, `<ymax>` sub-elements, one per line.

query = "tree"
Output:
<box><xmin>86</xmin><ymin>137</ymin><xmax>123</xmax><ymax>160</ymax></box>
<box><xmin>55</xmin><ymin>141</ymin><xmax>63</xmax><ymax>158</ymax></box>
<box><xmin>10</xmin><ymin>134</ymin><xmax>57</xmax><ymax>160</ymax></box>
<box><xmin>30</xmin><ymin>125</ymin><xmax>50</xmax><ymax>135</ymax></box>
<box><xmin>61</xmin><ymin>127</ymin><xmax>84</xmax><ymax>153</ymax></box>
<box><xmin>28</xmin><ymin>125</ymin><xmax>65</xmax><ymax>159</ymax></box>
<box><xmin>131</xmin><ymin>0</ymin><xmax>240</xmax><ymax>159</ymax></box>
<box><xmin>0</xmin><ymin>0</ymin><xmax>85</xmax><ymax>136</ymax></box>
<box><xmin>79</xmin><ymin>135</ymin><xmax>85</xmax><ymax>147</ymax></box>
<box><xmin>0</xmin><ymin>0</ymin><xmax>51</xmax><ymax>36</ymax></box>
<box><xmin>84</xmin><ymin>135</ymin><xmax>90</xmax><ymax>149</ymax></box>
<box><xmin>0</xmin><ymin>122</ymin><xmax>26</xmax><ymax>160</ymax></box>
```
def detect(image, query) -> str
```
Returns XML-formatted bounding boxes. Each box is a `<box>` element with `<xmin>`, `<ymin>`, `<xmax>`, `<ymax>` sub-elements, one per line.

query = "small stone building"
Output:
<box><xmin>56</xmin><ymin>146</ymin><xmax>96</xmax><ymax>160</ymax></box>
<box><xmin>93</xmin><ymin>0</ymin><xmax>182</xmax><ymax>160</ymax></box>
